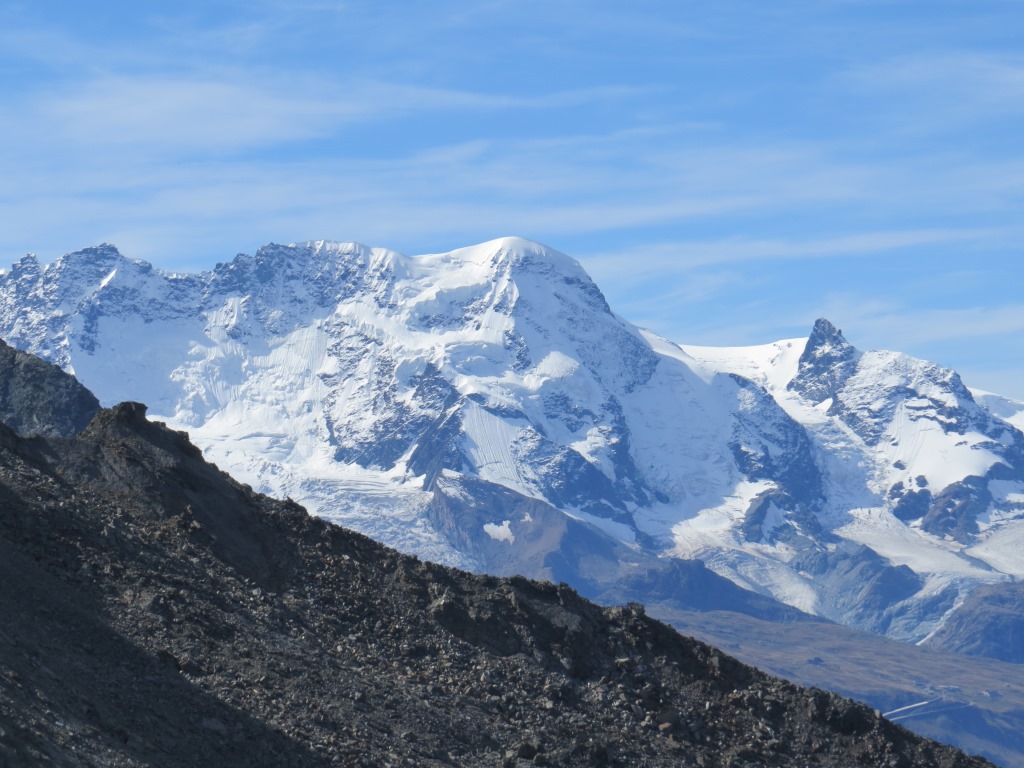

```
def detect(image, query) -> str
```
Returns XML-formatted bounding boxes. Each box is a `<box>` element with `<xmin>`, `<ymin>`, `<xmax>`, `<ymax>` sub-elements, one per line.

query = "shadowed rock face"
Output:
<box><xmin>0</xmin><ymin>399</ymin><xmax>994</xmax><ymax>767</ymax></box>
<box><xmin>0</xmin><ymin>336</ymin><xmax>100</xmax><ymax>437</ymax></box>
<box><xmin>787</xmin><ymin>318</ymin><xmax>861</xmax><ymax>404</ymax></box>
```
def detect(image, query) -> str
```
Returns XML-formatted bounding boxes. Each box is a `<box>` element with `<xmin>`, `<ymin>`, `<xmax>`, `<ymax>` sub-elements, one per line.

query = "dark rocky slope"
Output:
<box><xmin>0</xmin><ymin>336</ymin><xmax>99</xmax><ymax>437</ymax></box>
<box><xmin>0</xmin><ymin>401</ymin><xmax>993</xmax><ymax>768</ymax></box>
<box><xmin>659</xmin><ymin>607</ymin><xmax>1024</xmax><ymax>768</ymax></box>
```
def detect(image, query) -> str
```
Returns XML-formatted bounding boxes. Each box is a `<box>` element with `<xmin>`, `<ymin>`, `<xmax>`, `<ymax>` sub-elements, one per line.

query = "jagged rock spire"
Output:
<box><xmin>787</xmin><ymin>318</ymin><xmax>860</xmax><ymax>403</ymax></box>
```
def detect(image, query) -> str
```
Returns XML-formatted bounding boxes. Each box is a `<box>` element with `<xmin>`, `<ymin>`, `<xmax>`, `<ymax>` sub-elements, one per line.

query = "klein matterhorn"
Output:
<box><xmin>3</xmin><ymin>236</ymin><xmax>1023</xmax><ymax>653</ymax></box>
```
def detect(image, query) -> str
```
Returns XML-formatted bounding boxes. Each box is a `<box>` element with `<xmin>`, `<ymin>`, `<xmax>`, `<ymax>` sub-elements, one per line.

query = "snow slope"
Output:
<box><xmin>972</xmin><ymin>389</ymin><xmax>1024</xmax><ymax>434</ymax></box>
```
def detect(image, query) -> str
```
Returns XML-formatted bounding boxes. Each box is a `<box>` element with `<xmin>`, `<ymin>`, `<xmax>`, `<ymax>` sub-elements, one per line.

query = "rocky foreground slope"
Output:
<box><xmin>0</xmin><ymin>397</ymin><xmax>993</xmax><ymax>766</ymax></box>
<box><xmin>0</xmin><ymin>337</ymin><xmax>99</xmax><ymax>438</ymax></box>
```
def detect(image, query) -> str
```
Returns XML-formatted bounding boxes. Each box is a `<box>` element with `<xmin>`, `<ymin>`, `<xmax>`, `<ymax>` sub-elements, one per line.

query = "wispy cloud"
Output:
<box><xmin>1</xmin><ymin>109</ymin><xmax>1015</xmax><ymax>272</ymax></box>
<box><xmin>581</xmin><ymin>228</ymin><xmax>996</xmax><ymax>278</ymax></box>
<box><xmin>852</xmin><ymin>52</ymin><xmax>1024</xmax><ymax>104</ymax></box>
<box><xmin>819</xmin><ymin>301</ymin><xmax>1024</xmax><ymax>349</ymax></box>
<box><xmin>8</xmin><ymin>73</ymin><xmax>649</xmax><ymax>160</ymax></box>
<box><xmin>841</xmin><ymin>52</ymin><xmax>1024</xmax><ymax>135</ymax></box>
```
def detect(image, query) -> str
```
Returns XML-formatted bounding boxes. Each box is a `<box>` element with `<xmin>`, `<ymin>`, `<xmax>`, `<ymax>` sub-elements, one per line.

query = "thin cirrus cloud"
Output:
<box><xmin>1</xmin><ymin>125</ymin><xmax>1010</xmax><ymax>278</ymax></box>
<box><xmin>22</xmin><ymin>74</ymin><xmax>648</xmax><ymax>156</ymax></box>
<box><xmin>827</xmin><ymin>303</ymin><xmax>1024</xmax><ymax>347</ymax></box>
<box><xmin>581</xmin><ymin>228</ymin><xmax>996</xmax><ymax>277</ymax></box>
<box><xmin>840</xmin><ymin>52</ymin><xmax>1024</xmax><ymax>133</ymax></box>
<box><xmin>1</xmin><ymin>112</ymin><xmax>886</xmax><ymax>253</ymax></box>
<box><xmin>849</xmin><ymin>53</ymin><xmax>1024</xmax><ymax>103</ymax></box>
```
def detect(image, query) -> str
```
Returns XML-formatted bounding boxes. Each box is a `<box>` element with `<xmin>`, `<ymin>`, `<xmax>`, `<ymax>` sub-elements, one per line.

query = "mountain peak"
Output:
<box><xmin>48</xmin><ymin>244</ymin><xmax>131</xmax><ymax>286</ymax></box>
<box><xmin>787</xmin><ymin>318</ymin><xmax>860</xmax><ymax>403</ymax></box>
<box><xmin>436</xmin><ymin>236</ymin><xmax>576</xmax><ymax>274</ymax></box>
<box><xmin>6</xmin><ymin>253</ymin><xmax>40</xmax><ymax>278</ymax></box>
<box><xmin>809</xmin><ymin>317</ymin><xmax>845</xmax><ymax>343</ymax></box>
<box><xmin>483</xmin><ymin>235</ymin><xmax>549</xmax><ymax>253</ymax></box>
<box><xmin>60</xmin><ymin>243</ymin><xmax>124</xmax><ymax>264</ymax></box>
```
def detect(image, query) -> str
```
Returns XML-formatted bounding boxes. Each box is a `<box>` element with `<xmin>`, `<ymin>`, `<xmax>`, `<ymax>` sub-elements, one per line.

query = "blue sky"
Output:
<box><xmin>2</xmin><ymin>1</ymin><xmax>1023</xmax><ymax>397</ymax></box>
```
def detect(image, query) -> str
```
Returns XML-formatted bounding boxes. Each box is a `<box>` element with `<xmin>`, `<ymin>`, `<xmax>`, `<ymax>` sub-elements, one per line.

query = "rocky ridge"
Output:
<box><xmin>0</xmin><ymin>336</ymin><xmax>100</xmax><ymax>437</ymax></box>
<box><xmin>0</xmin><ymin>392</ymin><xmax>994</xmax><ymax>766</ymax></box>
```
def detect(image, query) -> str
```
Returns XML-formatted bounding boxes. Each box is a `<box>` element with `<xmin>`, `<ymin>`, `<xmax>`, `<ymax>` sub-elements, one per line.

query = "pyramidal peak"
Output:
<box><xmin>806</xmin><ymin>317</ymin><xmax>848</xmax><ymax>348</ymax></box>
<box><xmin>800</xmin><ymin>318</ymin><xmax>858</xmax><ymax>367</ymax></box>
<box><xmin>787</xmin><ymin>317</ymin><xmax>861</xmax><ymax>404</ymax></box>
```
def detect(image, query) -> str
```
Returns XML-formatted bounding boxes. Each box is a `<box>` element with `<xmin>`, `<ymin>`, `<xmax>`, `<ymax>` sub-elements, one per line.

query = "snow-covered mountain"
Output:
<box><xmin>2</xmin><ymin>237</ymin><xmax>1022</xmax><ymax>645</ymax></box>
<box><xmin>680</xmin><ymin>321</ymin><xmax>1024</xmax><ymax>640</ymax></box>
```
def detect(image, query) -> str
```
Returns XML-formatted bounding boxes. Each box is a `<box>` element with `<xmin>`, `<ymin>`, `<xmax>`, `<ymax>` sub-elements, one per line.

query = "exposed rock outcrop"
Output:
<box><xmin>0</xmin><ymin>336</ymin><xmax>100</xmax><ymax>437</ymax></box>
